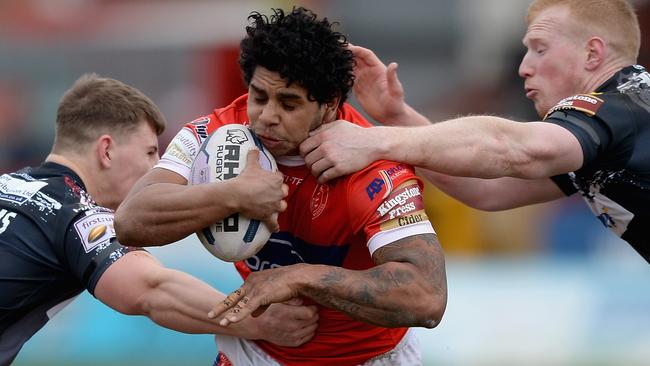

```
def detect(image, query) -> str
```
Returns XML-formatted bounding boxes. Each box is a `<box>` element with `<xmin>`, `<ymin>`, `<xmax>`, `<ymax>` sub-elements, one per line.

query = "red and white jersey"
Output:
<box><xmin>158</xmin><ymin>94</ymin><xmax>436</xmax><ymax>366</ymax></box>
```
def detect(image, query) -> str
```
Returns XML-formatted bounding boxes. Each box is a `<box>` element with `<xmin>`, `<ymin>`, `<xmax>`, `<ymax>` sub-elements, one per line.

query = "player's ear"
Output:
<box><xmin>585</xmin><ymin>36</ymin><xmax>606</xmax><ymax>71</ymax></box>
<box><xmin>323</xmin><ymin>97</ymin><xmax>340</xmax><ymax>122</ymax></box>
<box><xmin>96</xmin><ymin>134</ymin><xmax>113</xmax><ymax>169</ymax></box>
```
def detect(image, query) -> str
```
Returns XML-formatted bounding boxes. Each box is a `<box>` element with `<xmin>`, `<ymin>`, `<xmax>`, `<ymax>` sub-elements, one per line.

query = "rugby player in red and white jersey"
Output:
<box><xmin>116</xmin><ymin>8</ymin><xmax>447</xmax><ymax>366</ymax></box>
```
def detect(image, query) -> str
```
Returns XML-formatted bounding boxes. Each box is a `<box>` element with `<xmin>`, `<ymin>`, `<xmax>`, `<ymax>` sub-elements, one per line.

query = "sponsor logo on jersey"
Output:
<box><xmin>545</xmin><ymin>93</ymin><xmax>604</xmax><ymax>118</ymax></box>
<box><xmin>188</xmin><ymin>117</ymin><xmax>211</xmax><ymax>143</ymax></box>
<box><xmin>366</xmin><ymin>166</ymin><xmax>405</xmax><ymax>201</ymax></box>
<box><xmin>225</xmin><ymin>128</ymin><xmax>249</xmax><ymax>145</ymax></box>
<box><xmin>380</xmin><ymin>210</ymin><xmax>429</xmax><ymax>231</ymax></box>
<box><xmin>177</xmin><ymin>131</ymin><xmax>199</xmax><ymax>157</ymax></box>
<box><xmin>88</xmin><ymin>225</ymin><xmax>107</xmax><ymax>242</ymax></box>
<box><xmin>376</xmin><ymin>183</ymin><xmax>422</xmax><ymax>217</ymax></box>
<box><xmin>0</xmin><ymin>174</ymin><xmax>62</xmax><ymax>216</ymax></box>
<box><xmin>244</xmin><ymin>232</ymin><xmax>349</xmax><ymax>271</ymax></box>
<box><xmin>162</xmin><ymin>128</ymin><xmax>202</xmax><ymax>170</ymax></box>
<box><xmin>366</xmin><ymin>178</ymin><xmax>385</xmax><ymax>200</ymax></box>
<box><xmin>0</xmin><ymin>174</ymin><xmax>47</xmax><ymax>205</ymax></box>
<box><xmin>376</xmin><ymin>180</ymin><xmax>427</xmax><ymax>230</ymax></box>
<box><xmin>74</xmin><ymin>212</ymin><xmax>116</xmax><ymax>253</ymax></box>
<box><xmin>383</xmin><ymin>165</ymin><xmax>408</xmax><ymax>180</ymax></box>
<box><xmin>165</xmin><ymin>142</ymin><xmax>193</xmax><ymax>166</ymax></box>
<box><xmin>195</xmin><ymin>125</ymin><xmax>209</xmax><ymax>142</ymax></box>
<box><xmin>387</xmin><ymin>201</ymin><xmax>417</xmax><ymax>220</ymax></box>
<box><xmin>398</xmin><ymin>212</ymin><xmax>425</xmax><ymax>226</ymax></box>
<box><xmin>310</xmin><ymin>184</ymin><xmax>329</xmax><ymax>220</ymax></box>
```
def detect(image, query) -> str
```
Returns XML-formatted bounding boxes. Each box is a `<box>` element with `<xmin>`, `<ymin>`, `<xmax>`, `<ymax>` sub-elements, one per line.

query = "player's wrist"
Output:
<box><xmin>298</xmin><ymin>264</ymin><xmax>336</xmax><ymax>296</ymax></box>
<box><xmin>370</xmin><ymin>127</ymin><xmax>393</xmax><ymax>161</ymax></box>
<box><xmin>218</xmin><ymin>179</ymin><xmax>244</xmax><ymax>213</ymax></box>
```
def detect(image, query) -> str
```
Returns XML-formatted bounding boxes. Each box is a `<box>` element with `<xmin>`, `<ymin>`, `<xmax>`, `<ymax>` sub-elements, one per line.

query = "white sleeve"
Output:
<box><xmin>367</xmin><ymin>221</ymin><xmax>436</xmax><ymax>256</ymax></box>
<box><xmin>155</xmin><ymin>127</ymin><xmax>201</xmax><ymax>180</ymax></box>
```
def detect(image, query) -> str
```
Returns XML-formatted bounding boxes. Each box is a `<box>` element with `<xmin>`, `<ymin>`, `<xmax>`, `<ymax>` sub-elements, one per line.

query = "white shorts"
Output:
<box><xmin>213</xmin><ymin>328</ymin><xmax>421</xmax><ymax>366</ymax></box>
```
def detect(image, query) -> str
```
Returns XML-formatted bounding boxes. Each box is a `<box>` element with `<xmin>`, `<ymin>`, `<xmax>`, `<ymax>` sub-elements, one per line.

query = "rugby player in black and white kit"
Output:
<box><xmin>303</xmin><ymin>0</ymin><xmax>650</xmax><ymax>262</ymax></box>
<box><xmin>0</xmin><ymin>74</ymin><xmax>316</xmax><ymax>365</ymax></box>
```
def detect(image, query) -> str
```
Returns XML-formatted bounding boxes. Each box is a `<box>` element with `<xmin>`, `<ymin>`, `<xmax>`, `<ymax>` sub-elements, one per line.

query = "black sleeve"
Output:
<box><xmin>550</xmin><ymin>174</ymin><xmax>577</xmax><ymax>196</ymax></box>
<box><xmin>545</xmin><ymin>111</ymin><xmax>610</xmax><ymax>170</ymax></box>
<box><xmin>545</xmin><ymin>93</ymin><xmax>636</xmax><ymax>170</ymax></box>
<box><xmin>63</xmin><ymin>209</ymin><xmax>144</xmax><ymax>296</ymax></box>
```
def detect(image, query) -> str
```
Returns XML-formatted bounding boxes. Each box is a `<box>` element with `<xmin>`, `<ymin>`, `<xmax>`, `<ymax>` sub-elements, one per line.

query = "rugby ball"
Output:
<box><xmin>189</xmin><ymin>124</ymin><xmax>277</xmax><ymax>262</ymax></box>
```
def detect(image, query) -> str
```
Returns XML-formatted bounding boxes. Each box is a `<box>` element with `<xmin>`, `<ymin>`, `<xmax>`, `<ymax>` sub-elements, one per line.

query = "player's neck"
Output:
<box><xmin>584</xmin><ymin>59</ymin><xmax>630</xmax><ymax>93</ymax></box>
<box><xmin>45</xmin><ymin>153</ymin><xmax>96</xmax><ymax>196</ymax></box>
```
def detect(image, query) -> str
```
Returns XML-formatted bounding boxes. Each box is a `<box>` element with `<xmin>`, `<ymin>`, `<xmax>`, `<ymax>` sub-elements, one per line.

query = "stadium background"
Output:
<box><xmin>1</xmin><ymin>0</ymin><xmax>649</xmax><ymax>365</ymax></box>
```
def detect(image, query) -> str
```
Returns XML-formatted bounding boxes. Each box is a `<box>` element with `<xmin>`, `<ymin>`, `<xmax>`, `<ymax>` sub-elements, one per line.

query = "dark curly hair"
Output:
<box><xmin>239</xmin><ymin>7</ymin><xmax>354</xmax><ymax>105</ymax></box>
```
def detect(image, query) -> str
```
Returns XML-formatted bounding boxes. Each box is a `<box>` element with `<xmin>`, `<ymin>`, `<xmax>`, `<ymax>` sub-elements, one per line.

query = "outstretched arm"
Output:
<box><xmin>95</xmin><ymin>250</ymin><xmax>318</xmax><ymax>347</ymax></box>
<box><xmin>303</xmin><ymin>116</ymin><xmax>583</xmax><ymax>183</ymax></box>
<box><xmin>209</xmin><ymin>233</ymin><xmax>447</xmax><ymax>329</ymax></box>
<box><xmin>115</xmin><ymin>150</ymin><xmax>287</xmax><ymax>246</ymax></box>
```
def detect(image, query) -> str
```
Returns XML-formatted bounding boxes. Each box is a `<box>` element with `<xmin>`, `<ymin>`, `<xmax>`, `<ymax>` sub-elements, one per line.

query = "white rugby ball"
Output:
<box><xmin>189</xmin><ymin>124</ymin><xmax>277</xmax><ymax>262</ymax></box>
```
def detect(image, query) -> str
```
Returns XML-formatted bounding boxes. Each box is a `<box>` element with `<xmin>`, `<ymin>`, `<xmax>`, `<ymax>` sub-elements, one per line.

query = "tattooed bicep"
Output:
<box><xmin>371</xmin><ymin>233</ymin><xmax>442</xmax><ymax>266</ymax></box>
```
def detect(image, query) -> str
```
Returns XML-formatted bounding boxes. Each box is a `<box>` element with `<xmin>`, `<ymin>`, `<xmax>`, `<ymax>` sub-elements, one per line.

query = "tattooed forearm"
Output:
<box><xmin>375</xmin><ymin>233</ymin><xmax>447</xmax><ymax>297</ymax></box>
<box><xmin>300</xmin><ymin>233</ymin><xmax>447</xmax><ymax>328</ymax></box>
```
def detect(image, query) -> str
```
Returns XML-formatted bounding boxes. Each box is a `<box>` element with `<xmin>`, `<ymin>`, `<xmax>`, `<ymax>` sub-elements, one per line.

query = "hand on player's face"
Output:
<box><xmin>300</xmin><ymin>120</ymin><xmax>377</xmax><ymax>183</ymax></box>
<box><xmin>208</xmin><ymin>264</ymin><xmax>305</xmax><ymax>326</ymax></box>
<box><xmin>235</xmin><ymin>149</ymin><xmax>288</xmax><ymax>232</ymax></box>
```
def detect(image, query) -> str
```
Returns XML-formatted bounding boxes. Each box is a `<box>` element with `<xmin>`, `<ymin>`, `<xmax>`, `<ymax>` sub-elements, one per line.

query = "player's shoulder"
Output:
<box><xmin>67</xmin><ymin>205</ymin><xmax>117</xmax><ymax>254</ymax></box>
<box><xmin>182</xmin><ymin>95</ymin><xmax>250</xmax><ymax>140</ymax></box>
<box><xmin>1</xmin><ymin>166</ymin><xmax>85</xmax><ymax>214</ymax></box>
<box><xmin>346</xmin><ymin>160</ymin><xmax>419</xmax><ymax>202</ymax></box>
<box><xmin>213</xmin><ymin>94</ymin><xmax>250</xmax><ymax>123</ymax></box>
<box><xmin>544</xmin><ymin>91</ymin><xmax>635</xmax><ymax>123</ymax></box>
<box><xmin>544</xmin><ymin>93</ymin><xmax>607</xmax><ymax>120</ymax></box>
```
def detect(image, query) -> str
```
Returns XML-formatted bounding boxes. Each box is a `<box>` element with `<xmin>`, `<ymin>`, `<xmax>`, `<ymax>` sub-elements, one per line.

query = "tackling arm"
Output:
<box><xmin>375</xmin><ymin>117</ymin><xmax>584</xmax><ymax>179</ymax></box>
<box><xmin>304</xmin><ymin>116</ymin><xmax>584</xmax><ymax>184</ymax></box>
<box><xmin>210</xmin><ymin>233</ymin><xmax>447</xmax><ymax>329</ymax></box>
<box><xmin>95</xmin><ymin>250</ymin><xmax>318</xmax><ymax>346</ymax></box>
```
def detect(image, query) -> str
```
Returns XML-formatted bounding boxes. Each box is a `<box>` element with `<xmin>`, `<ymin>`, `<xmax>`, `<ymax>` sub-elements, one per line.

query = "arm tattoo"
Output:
<box><xmin>302</xmin><ymin>233</ymin><xmax>446</xmax><ymax>327</ymax></box>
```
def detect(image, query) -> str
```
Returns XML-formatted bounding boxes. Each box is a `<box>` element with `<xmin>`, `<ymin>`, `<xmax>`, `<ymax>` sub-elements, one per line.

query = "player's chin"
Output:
<box><xmin>269</xmin><ymin>144</ymin><xmax>299</xmax><ymax>158</ymax></box>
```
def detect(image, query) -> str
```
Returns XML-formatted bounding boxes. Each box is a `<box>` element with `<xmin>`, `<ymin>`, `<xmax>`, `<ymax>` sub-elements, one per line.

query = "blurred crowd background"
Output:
<box><xmin>2</xmin><ymin>0</ymin><xmax>650</xmax><ymax>365</ymax></box>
